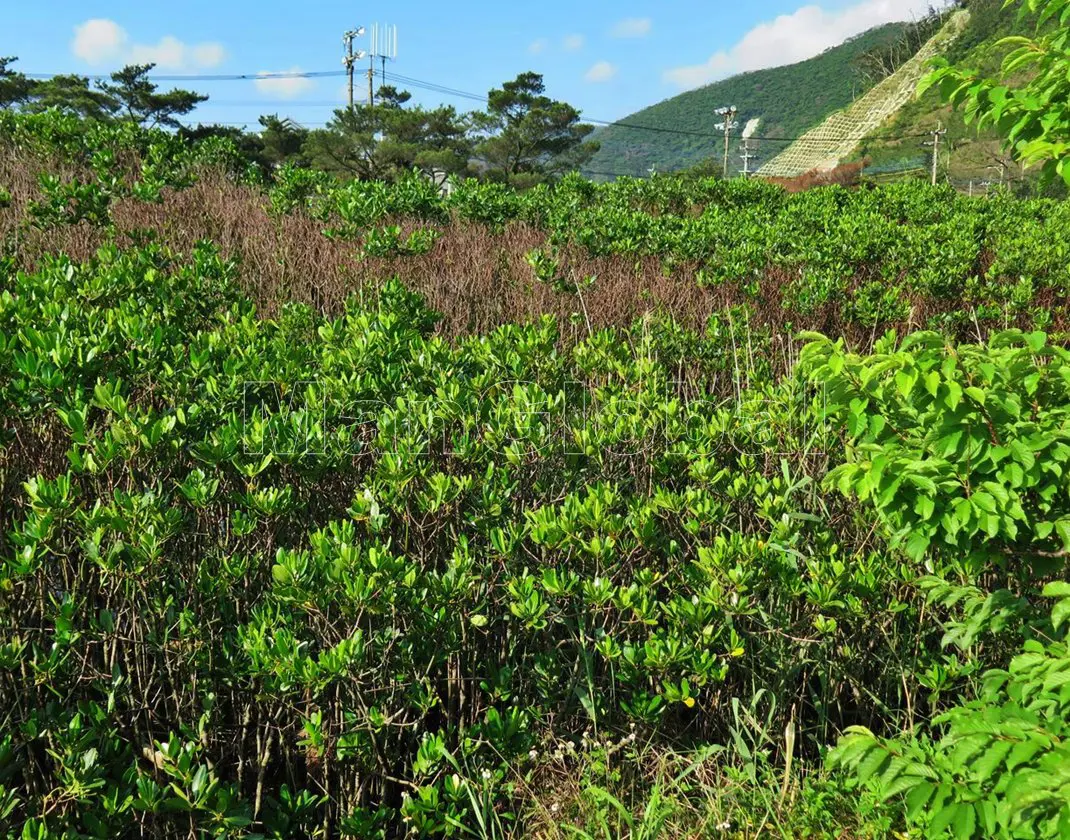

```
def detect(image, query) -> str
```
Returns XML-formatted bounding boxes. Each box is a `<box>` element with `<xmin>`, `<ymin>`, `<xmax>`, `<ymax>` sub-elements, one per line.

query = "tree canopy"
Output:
<box><xmin>472</xmin><ymin>72</ymin><xmax>598</xmax><ymax>185</ymax></box>
<box><xmin>1</xmin><ymin>59</ymin><xmax>599</xmax><ymax>188</ymax></box>
<box><xmin>23</xmin><ymin>75</ymin><xmax>119</xmax><ymax>121</ymax></box>
<box><xmin>99</xmin><ymin>64</ymin><xmax>207</xmax><ymax>129</ymax></box>
<box><xmin>0</xmin><ymin>56</ymin><xmax>34</xmax><ymax>109</ymax></box>
<box><xmin>1</xmin><ymin>58</ymin><xmax>206</xmax><ymax>128</ymax></box>
<box><xmin>303</xmin><ymin>88</ymin><xmax>473</xmax><ymax>180</ymax></box>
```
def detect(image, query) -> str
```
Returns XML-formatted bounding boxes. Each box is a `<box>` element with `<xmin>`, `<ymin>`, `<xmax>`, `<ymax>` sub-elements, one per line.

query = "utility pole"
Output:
<box><xmin>715</xmin><ymin>106</ymin><xmax>738</xmax><ymax>179</ymax></box>
<box><xmin>739</xmin><ymin>139</ymin><xmax>756</xmax><ymax>177</ymax></box>
<box><xmin>984</xmin><ymin>161</ymin><xmax>1007</xmax><ymax>191</ymax></box>
<box><xmin>342</xmin><ymin>27</ymin><xmax>366</xmax><ymax>111</ymax></box>
<box><xmin>924</xmin><ymin>122</ymin><xmax>947</xmax><ymax>186</ymax></box>
<box><xmin>739</xmin><ymin>118</ymin><xmax>760</xmax><ymax>179</ymax></box>
<box><xmin>368</xmin><ymin>54</ymin><xmax>375</xmax><ymax>106</ymax></box>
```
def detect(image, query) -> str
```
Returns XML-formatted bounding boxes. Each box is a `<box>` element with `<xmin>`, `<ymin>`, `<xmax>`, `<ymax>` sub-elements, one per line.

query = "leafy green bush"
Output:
<box><xmin>805</xmin><ymin>322</ymin><xmax>1070</xmax><ymax>839</ymax></box>
<box><xmin>6</xmin><ymin>110</ymin><xmax>1070</xmax><ymax>338</ymax></box>
<box><xmin>801</xmin><ymin>328</ymin><xmax>1070</xmax><ymax>573</ymax></box>
<box><xmin>830</xmin><ymin>582</ymin><xmax>1070</xmax><ymax>839</ymax></box>
<box><xmin>3</xmin><ymin>106</ymin><xmax>1070</xmax><ymax>838</ymax></box>
<box><xmin>0</xmin><ymin>244</ymin><xmax>948</xmax><ymax>836</ymax></box>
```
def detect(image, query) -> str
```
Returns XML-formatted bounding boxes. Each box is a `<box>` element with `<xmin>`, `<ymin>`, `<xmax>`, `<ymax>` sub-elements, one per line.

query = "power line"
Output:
<box><xmin>22</xmin><ymin>64</ymin><xmax>933</xmax><ymax>146</ymax></box>
<box><xmin>382</xmin><ymin>70</ymin><xmax>933</xmax><ymax>143</ymax></box>
<box><xmin>23</xmin><ymin>69</ymin><xmax>347</xmax><ymax>82</ymax></box>
<box><xmin>382</xmin><ymin>71</ymin><xmax>488</xmax><ymax>104</ymax></box>
<box><xmin>387</xmin><ymin>71</ymin><xmax>942</xmax><ymax>142</ymax></box>
<box><xmin>204</xmin><ymin>100</ymin><xmax>349</xmax><ymax>107</ymax></box>
<box><xmin>583</xmin><ymin>169</ymin><xmax>659</xmax><ymax>179</ymax></box>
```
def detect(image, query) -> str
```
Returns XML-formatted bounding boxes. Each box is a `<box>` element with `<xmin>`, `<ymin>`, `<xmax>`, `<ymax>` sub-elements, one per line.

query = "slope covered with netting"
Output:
<box><xmin>757</xmin><ymin>10</ymin><xmax>970</xmax><ymax>178</ymax></box>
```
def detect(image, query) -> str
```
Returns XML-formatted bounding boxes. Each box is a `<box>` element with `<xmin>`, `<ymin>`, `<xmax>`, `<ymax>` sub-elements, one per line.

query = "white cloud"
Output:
<box><xmin>663</xmin><ymin>0</ymin><xmax>940</xmax><ymax>89</ymax></box>
<box><xmin>254</xmin><ymin>68</ymin><xmax>316</xmax><ymax>99</ymax></box>
<box><xmin>129</xmin><ymin>36</ymin><xmax>188</xmax><ymax>70</ymax></box>
<box><xmin>610</xmin><ymin>18</ymin><xmax>652</xmax><ymax>38</ymax></box>
<box><xmin>585</xmin><ymin>61</ymin><xmax>618</xmax><ymax>83</ymax></box>
<box><xmin>192</xmin><ymin>43</ymin><xmax>227</xmax><ymax>68</ymax></box>
<box><xmin>71</xmin><ymin>18</ymin><xmax>226</xmax><ymax>70</ymax></box>
<box><xmin>528</xmin><ymin>38</ymin><xmax>549</xmax><ymax>55</ymax></box>
<box><xmin>72</xmin><ymin>19</ymin><xmax>126</xmax><ymax>64</ymax></box>
<box><xmin>563</xmin><ymin>34</ymin><xmax>585</xmax><ymax>51</ymax></box>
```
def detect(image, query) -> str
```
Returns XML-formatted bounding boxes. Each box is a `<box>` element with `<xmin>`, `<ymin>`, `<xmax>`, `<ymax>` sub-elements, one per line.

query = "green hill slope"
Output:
<box><xmin>851</xmin><ymin>0</ymin><xmax>1047</xmax><ymax>193</ymax></box>
<box><xmin>585</xmin><ymin>22</ymin><xmax>913</xmax><ymax>178</ymax></box>
<box><xmin>757</xmin><ymin>10</ymin><xmax>969</xmax><ymax>177</ymax></box>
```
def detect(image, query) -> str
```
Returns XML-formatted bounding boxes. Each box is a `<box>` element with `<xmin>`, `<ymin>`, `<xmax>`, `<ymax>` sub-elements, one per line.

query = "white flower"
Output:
<box><xmin>550</xmin><ymin>803</ymin><xmax>560</xmax><ymax>814</ymax></box>
<box><xmin>528</xmin><ymin>749</ymin><xmax>538</xmax><ymax>761</ymax></box>
<box><xmin>481</xmin><ymin>768</ymin><xmax>492</xmax><ymax>781</ymax></box>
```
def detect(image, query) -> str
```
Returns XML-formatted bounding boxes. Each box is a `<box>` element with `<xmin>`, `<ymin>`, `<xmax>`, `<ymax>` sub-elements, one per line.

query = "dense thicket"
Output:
<box><xmin>3</xmin><ymin>111</ymin><xmax>1069</xmax><ymax>344</ymax></box>
<box><xmin>0</xmin><ymin>108</ymin><xmax>1068</xmax><ymax>838</ymax></box>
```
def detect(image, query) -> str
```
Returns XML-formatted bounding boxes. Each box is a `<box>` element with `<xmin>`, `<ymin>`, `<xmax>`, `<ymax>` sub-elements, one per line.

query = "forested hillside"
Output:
<box><xmin>585</xmin><ymin>22</ymin><xmax>913</xmax><ymax>177</ymax></box>
<box><xmin>586</xmin><ymin>0</ymin><xmax>1039</xmax><ymax>183</ymax></box>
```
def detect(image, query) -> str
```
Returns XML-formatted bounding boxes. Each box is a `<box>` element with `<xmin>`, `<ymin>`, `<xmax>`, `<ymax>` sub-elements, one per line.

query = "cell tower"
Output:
<box><xmin>369</xmin><ymin>23</ymin><xmax>398</xmax><ymax>105</ymax></box>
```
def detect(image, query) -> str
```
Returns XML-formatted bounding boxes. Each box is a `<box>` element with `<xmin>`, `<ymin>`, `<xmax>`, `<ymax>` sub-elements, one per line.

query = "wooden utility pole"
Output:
<box><xmin>715</xmin><ymin>106</ymin><xmax>738</xmax><ymax>179</ymax></box>
<box><xmin>926</xmin><ymin>122</ymin><xmax>947</xmax><ymax>185</ymax></box>
<box><xmin>368</xmin><ymin>53</ymin><xmax>376</xmax><ymax>106</ymax></box>
<box><xmin>342</xmin><ymin>28</ymin><xmax>365</xmax><ymax>111</ymax></box>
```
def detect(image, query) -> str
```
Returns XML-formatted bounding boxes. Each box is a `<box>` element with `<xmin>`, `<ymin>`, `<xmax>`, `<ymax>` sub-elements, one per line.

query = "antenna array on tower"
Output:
<box><xmin>370</xmin><ymin>24</ymin><xmax>398</xmax><ymax>61</ymax></box>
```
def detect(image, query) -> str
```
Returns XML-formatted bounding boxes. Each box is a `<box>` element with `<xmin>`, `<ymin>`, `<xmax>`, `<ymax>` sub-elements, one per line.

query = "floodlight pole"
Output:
<box><xmin>345</xmin><ymin>32</ymin><xmax>355</xmax><ymax>111</ymax></box>
<box><xmin>716</xmin><ymin>106</ymin><xmax>738</xmax><ymax>179</ymax></box>
<box><xmin>342</xmin><ymin>28</ymin><xmax>366</xmax><ymax>112</ymax></box>
<box><xmin>724</xmin><ymin>107</ymin><xmax>736</xmax><ymax>178</ymax></box>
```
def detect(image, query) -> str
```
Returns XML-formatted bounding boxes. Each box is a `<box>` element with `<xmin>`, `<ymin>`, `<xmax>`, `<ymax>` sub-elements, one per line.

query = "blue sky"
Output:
<box><xmin>6</xmin><ymin>0</ymin><xmax>936</xmax><ymax>128</ymax></box>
